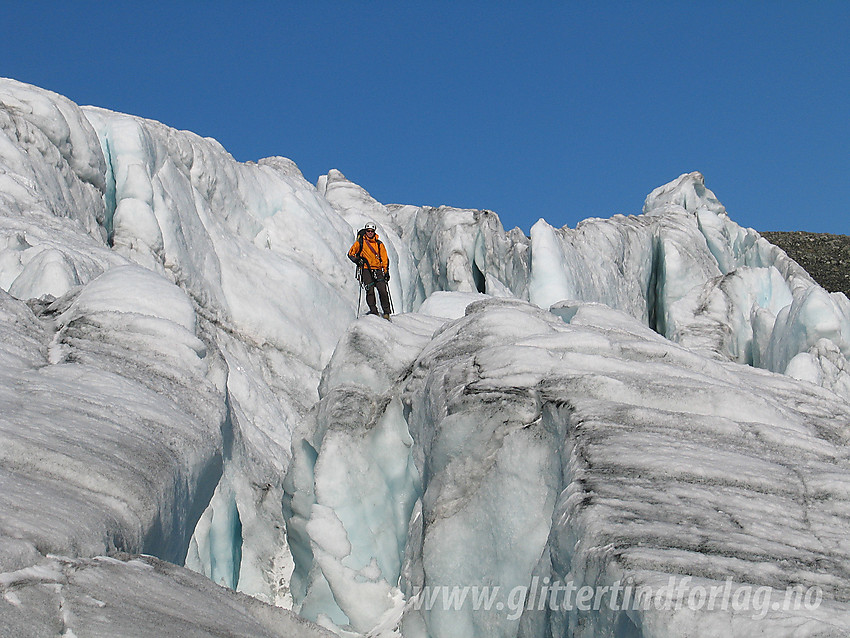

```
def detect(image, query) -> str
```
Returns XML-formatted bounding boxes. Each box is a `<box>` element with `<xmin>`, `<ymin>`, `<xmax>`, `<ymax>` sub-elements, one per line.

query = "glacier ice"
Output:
<box><xmin>288</xmin><ymin>299</ymin><xmax>850</xmax><ymax>637</ymax></box>
<box><xmin>0</xmin><ymin>77</ymin><xmax>849</xmax><ymax>637</ymax></box>
<box><xmin>0</xmin><ymin>554</ymin><xmax>335</xmax><ymax>638</ymax></box>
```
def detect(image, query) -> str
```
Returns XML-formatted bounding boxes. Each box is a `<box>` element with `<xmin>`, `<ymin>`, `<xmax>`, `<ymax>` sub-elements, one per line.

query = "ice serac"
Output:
<box><xmin>289</xmin><ymin>298</ymin><xmax>850</xmax><ymax>637</ymax></box>
<box><xmin>0</xmin><ymin>264</ymin><xmax>301</xmax><ymax>634</ymax></box>
<box><xmin>535</xmin><ymin>300</ymin><xmax>850</xmax><ymax>637</ymax></box>
<box><xmin>0</xmin><ymin>80</ymin><xmax>106</xmax><ymax>236</ymax></box>
<box><xmin>284</xmin><ymin>313</ymin><xmax>441</xmax><ymax>632</ymax></box>
<box><xmin>320</xmin><ymin>169</ymin><xmax>530</xmax><ymax>308</ymax></box>
<box><xmin>0</xmin><ymin>79</ymin><xmax>119</xmax><ymax>300</ymax></box>
<box><xmin>651</xmin><ymin>173</ymin><xmax>850</xmax><ymax>392</ymax></box>
<box><xmin>393</xmin><ymin>203</ymin><xmax>527</xmax><ymax>302</ymax></box>
<box><xmin>0</xmin><ymin>78</ymin><xmax>347</xmax><ymax>635</ymax></box>
<box><xmin>317</xmin><ymin>167</ymin><xmax>850</xmax><ymax>404</ymax></box>
<box><xmin>400</xmin><ymin>300</ymin><xmax>563</xmax><ymax>638</ymax></box>
<box><xmin>81</xmin><ymin>104</ymin><xmax>370</xmax><ymax>603</ymax></box>
<box><xmin>519</xmin><ymin>171</ymin><xmax>850</xmax><ymax>399</ymax></box>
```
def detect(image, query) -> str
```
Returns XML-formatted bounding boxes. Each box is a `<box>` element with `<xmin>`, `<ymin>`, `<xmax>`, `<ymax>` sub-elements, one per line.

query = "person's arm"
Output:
<box><xmin>348</xmin><ymin>244</ymin><xmax>365</xmax><ymax>265</ymax></box>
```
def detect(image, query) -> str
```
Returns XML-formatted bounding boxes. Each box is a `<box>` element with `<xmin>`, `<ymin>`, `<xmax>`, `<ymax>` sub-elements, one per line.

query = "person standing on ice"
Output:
<box><xmin>348</xmin><ymin>222</ymin><xmax>392</xmax><ymax>319</ymax></box>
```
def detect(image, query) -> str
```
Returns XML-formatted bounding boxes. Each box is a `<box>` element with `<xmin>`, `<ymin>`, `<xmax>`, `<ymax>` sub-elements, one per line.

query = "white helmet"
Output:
<box><xmin>364</xmin><ymin>222</ymin><xmax>377</xmax><ymax>231</ymax></box>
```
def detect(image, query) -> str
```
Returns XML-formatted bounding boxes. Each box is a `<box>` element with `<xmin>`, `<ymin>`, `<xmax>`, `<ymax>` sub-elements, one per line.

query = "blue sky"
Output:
<box><xmin>4</xmin><ymin>2</ymin><xmax>848</xmax><ymax>234</ymax></box>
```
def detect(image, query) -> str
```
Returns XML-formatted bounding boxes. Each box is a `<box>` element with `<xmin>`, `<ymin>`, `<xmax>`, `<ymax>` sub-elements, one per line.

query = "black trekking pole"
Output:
<box><xmin>386</xmin><ymin>270</ymin><xmax>395</xmax><ymax>315</ymax></box>
<box><xmin>355</xmin><ymin>266</ymin><xmax>363</xmax><ymax>318</ymax></box>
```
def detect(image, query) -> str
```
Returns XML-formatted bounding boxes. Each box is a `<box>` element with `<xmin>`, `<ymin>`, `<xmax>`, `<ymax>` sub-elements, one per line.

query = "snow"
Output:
<box><xmin>0</xmin><ymin>77</ymin><xmax>849</xmax><ymax>637</ymax></box>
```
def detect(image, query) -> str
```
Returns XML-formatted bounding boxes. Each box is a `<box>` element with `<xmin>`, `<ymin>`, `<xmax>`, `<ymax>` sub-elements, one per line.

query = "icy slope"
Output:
<box><xmin>0</xmin><ymin>554</ymin><xmax>335</xmax><ymax>638</ymax></box>
<box><xmin>0</xmin><ymin>266</ymin><xmax>223</xmax><ymax>566</ymax></box>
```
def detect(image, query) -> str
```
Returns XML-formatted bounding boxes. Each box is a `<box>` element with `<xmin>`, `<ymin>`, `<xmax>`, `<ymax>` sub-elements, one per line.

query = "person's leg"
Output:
<box><xmin>362</xmin><ymin>269</ymin><xmax>379</xmax><ymax>314</ymax></box>
<box><xmin>376</xmin><ymin>280</ymin><xmax>391</xmax><ymax>315</ymax></box>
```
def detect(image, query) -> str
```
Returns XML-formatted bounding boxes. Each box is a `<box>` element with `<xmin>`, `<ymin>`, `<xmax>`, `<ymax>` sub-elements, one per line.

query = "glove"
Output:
<box><xmin>385</xmin><ymin>270</ymin><xmax>390</xmax><ymax>281</ymax></box>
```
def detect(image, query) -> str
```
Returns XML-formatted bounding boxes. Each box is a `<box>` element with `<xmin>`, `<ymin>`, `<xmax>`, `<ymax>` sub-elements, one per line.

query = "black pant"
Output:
<box><xmin>361</xmin><ymin>268</ymin><xmax>391</xmax><ymax>314</ymax></box>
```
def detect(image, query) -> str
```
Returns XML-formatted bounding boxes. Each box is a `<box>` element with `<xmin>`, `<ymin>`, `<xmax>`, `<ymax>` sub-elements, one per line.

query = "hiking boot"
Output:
<box><xmin>382</xmin><ymin>313</ymin><xmax>391</xmax><ymax>320</ymax></box>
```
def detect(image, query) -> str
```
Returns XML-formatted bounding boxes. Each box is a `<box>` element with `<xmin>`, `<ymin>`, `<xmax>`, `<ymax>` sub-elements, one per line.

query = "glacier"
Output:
<box><xmin>0</xmin><ymin>77</ymin><xmax>848</xmax><ymax>637</ymax></box>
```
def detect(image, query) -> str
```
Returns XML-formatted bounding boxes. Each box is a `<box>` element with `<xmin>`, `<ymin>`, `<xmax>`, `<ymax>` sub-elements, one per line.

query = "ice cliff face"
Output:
<box><xmin>355</xmin><ymin>300</ymin><xmax>850</xmax><ymax>636</ymax></box>
<box><xmin>0</xmin><ymin>78</ymin><xmax>849</xmax><ymax>637</ymax></box>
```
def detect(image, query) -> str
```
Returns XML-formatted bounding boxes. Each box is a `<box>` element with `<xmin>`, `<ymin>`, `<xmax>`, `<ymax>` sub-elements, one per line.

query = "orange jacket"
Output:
<box><xmin>348</xmin><ymin>233</ymin><xmax>389</xmax><ymax>270</ymax></box>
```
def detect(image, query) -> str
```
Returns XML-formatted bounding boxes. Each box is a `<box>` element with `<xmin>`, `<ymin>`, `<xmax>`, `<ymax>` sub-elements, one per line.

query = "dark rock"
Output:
<box><xmin>761</xmin><ymin>231</ymin><xmax>850</xmax><ymax>298</ymax></box>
